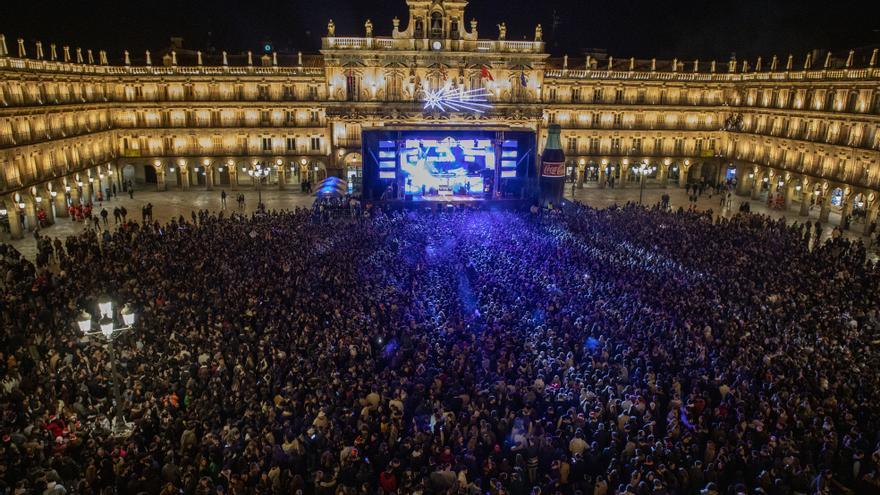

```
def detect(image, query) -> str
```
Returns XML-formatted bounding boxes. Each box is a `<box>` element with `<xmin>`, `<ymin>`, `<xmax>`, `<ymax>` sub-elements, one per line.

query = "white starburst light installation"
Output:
<box><xmin>423</xmin><ymin>87</ymin><xmax>492</xmax><ymax>113</ymax></box>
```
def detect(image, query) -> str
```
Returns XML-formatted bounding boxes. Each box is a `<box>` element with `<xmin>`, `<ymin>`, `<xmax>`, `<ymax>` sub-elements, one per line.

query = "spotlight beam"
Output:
<box><xmin>424</xmin><ymin>87</ymin><xmax>492</xmax><ymax>113</ymax></box>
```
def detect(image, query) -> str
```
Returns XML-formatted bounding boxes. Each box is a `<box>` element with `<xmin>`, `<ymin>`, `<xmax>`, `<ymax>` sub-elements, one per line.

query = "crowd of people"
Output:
<box><xmin>1</xmin><ymin>199</ymin><xmax>879</xmax><ymax>495</ymax></box>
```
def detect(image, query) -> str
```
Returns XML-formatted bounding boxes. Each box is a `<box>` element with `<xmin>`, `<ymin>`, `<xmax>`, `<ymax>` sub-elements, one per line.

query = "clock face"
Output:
<box><xmin>432</xmin><ymin>41</ymin><xmax>442</xmax><ymax>50</ymax></box>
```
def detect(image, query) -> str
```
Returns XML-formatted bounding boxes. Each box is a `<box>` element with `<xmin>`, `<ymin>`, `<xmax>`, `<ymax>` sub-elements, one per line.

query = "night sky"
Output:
<box><xmin>2</xmin><ymin>0</ymin><xmax>878</xmax><ymax>61</ymax></box>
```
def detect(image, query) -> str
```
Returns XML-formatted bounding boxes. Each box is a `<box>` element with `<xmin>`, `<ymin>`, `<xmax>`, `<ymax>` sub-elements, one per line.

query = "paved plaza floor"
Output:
<box><xmin>2</xmin><ymin>182</ymin><xmax>872</xmax><ymax>260</ymax></box>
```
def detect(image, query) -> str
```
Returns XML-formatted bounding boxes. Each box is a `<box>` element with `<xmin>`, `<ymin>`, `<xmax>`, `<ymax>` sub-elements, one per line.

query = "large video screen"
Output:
<box><xmin>362</xmin><ymin>129</ymin><xmax>536</xmax><ymax>202</ymax></box>
<box><xmin>400</xmin><ymin>137</ymin><xmax>494</xmax><ymax>199</ymax></box>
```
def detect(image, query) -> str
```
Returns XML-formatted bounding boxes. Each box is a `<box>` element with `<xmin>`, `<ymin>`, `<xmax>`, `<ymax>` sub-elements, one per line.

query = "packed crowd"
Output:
<box><xmin>1</xmin><ymin>201</ymin><xmax>879</xmax><ymax>495</ymax></box>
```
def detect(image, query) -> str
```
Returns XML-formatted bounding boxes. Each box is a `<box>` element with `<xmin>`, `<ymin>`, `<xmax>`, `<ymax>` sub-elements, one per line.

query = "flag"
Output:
<box><xmin>520</xmin><ymin>71</ymin><xmax>528</xmax><ymax>87</ymax></box>
<box><xmin>481</xmin><ymin>65</ymin><xmax>494</xmax><ymax>81</ymax></box>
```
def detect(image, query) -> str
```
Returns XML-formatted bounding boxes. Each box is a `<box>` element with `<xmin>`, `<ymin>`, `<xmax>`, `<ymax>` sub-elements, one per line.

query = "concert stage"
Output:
<box><xmin>361</xmin><ymin>127</ymin><xmax>538</xmax><ymax>203</ymax></box>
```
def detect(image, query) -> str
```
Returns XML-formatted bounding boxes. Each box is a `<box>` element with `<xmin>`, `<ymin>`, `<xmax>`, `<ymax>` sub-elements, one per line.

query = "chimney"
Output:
<box><xmin>76</xmin><ymin>48</ymin><xmax>83</xmax><ymax>64</ymax></box>
<box><xmin>0</xmin><ymin>34</ymin><xmax>7</xmax><ymax>57</ymax></box>
<box><xmin>17</xmin><ymin>38</ymin><xmax>26</xmax><ymax>58</ymax></box>
<box><xmin>50</xmin><ymin>44</ymin><xmax>57</xmax><ymax>61</ymax></box>
<box><xmin>786</xmin><ymin>54</ymin><xmax>793</xmax><ymax>70</ymax></box>
<box><xmin>823</xmin><ymin>51</ymin><xmax>832</xmax><ymax>69</ymax></box>
<box><xmin>87</xmin><ymin>49</ymin><xmax>94</xmax><ymax>64</ymax></box>
<box><xmin>63</xmin><ymin>46</ymin><xmax>71</xmax><ymax>62</ymax></box>
<box><xmin>804</xmin><ymin>53</ymin><xmax>811</xmax><ymax>70</ymax></box>
<box><xmin>845</xmin><ymin>50</ymin><xmax>854</xmax><ymax>68</ymax></box>
<box><xmin>629</xmin><ymin>57</ymin><xmax>634</xmax><ymax>71</ymax></box>
<box><xmin>710</xmin><ymin>60</ymin><xmax>716</xmax><ymax>72</ymax></box>
<box><xmin>35</xmin><ymin>41</ymin><xmax>44</xmax><ymax>60</ymax></box>
<box><xmin>755</xmin><ymin>56</ymin><xmax>762</xmax><ymax>72</ymax></box>
<box><xmin>650</xmin><ymin>58</ymin><xmax>656</xmax><ymax>71</ymax></box>
<box><xmin>770</xmin><ymin>55</ymin><xmax>778</xmax><ymax>71</ymax></box>
<box><xmin>870</xmin><ymin>48</ymin><xmax>878</xmax><ymax>67</ymax></box>
<box><xmin>693</xmin><ymin>59</ymin><xmax>698</xmax><ymax>72</ymax></box>
<box><xmin>99</xmin><ymin>50</ymin><xmax>108</xmax><ymax>65</ymax></box>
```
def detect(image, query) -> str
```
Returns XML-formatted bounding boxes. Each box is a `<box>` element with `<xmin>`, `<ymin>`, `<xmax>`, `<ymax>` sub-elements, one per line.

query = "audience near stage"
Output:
<box><xmin>1</xmin><ymin>201</ymin><xmax>879</xmax><ymax>495</ymax></box>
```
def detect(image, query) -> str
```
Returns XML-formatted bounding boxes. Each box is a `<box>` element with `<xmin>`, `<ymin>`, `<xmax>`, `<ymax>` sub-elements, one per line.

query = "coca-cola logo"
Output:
<box><xmin>542</xmin><ymin>161</ymin><xmax>565</xmax><ymax>178</ymax></box>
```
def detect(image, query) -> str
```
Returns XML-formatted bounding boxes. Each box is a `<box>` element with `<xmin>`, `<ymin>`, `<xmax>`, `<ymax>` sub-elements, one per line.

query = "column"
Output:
<box><xmin>42</xmin><ymin>196</ymin><xmax>55</xmax><ymax>225</ymax></box>
<box><xmin>6</xmin><ymin>199</ymin><xmax>23</xmax><ymax>240</ymax></box>
<box><xmin>865</xmin><ymin>203</ymin><xmax>879</xmax><ymax>236</ymax></box>
<box><xmin>53</xmin><ymin>185</ymin><xmax>69</xmax><ymax>218</ymax></box>
<box><xmin>783</xmin><ymin>182</ymin><xmax>794</xmax><ymax>209</ymax></box>
<box><xmin>278</xmin><ymin>167</ymin><xmax>286</xmax><ymax>190</ymax></box>
<box><xmin>70</xmin><ymin>183</ymin><xmax>81</xmax><ymax>206</ymax></box>
<box><xmin>799</xmin><ymin>183</ymin><xmax>813</xmax><ymax>216</ymax></box>
<box><xmin>95</xmin><ymin>173</ymin><xmax>105</xmax><ymax>202</ymax></box>
<box><xmin>180</xmin><ymin>166</ymin><xmax>191</xmax><ymax>190</ymax></box>
<box><xmin>114</xmin><ymin>162</ymin><xmax>123</xmax><ymax>192</ymax></box>
<box><xmin>156</xmin><ymin>166</ymin><xmax>167</xmax><ymax>192</ymax></box>
<box><xmin>678</xmin><ymin>163</ymin><xmax>689</xmax><ymax>188</ymax></box>
<box><xmin>230</xmin><ymin>163</ymin><xmax>240</xmax><ymax>190</ymax></box>
<box><xmin>205</xmin><ymin>166</ymin><xmax>215</xmax><ymax>191</ymax></box>
<box><xmin>841</xmin><ymin>192</ymin><xmax>854</xmax><ymax>227</ymax></box>
<box><xmin>83</xmin><ymin>179</ymin><xmax>94</xmax><ymax>204</ymax></box>
<box><xmin>23</xmin><ymin>198</ymin><xmax>37</xmax><ymax>231</ymax></box>
<box><xmin>751</xmin><ymin>169</ymin><xmax>765</xmax><ymax>200</ymax></box>
<box><xmin>658</xmin><ymin>164</ymin><xmax>668</xmax><ymax>188</ymax></box>
<box><xmin>619</xmin><ymin>163</ymin><xmax>628</xmax><ymax>189</ymax></box>
<box><xmin>598</xmin><ymin>164</ymin><xmax>607</xmax><ymax>188</ymax></box>
<box><xmin>819</xmin><ymin>189</ymin><xmax>831</xmax><ymax>222</ymax></box>
<box><xmin>734</xmin><ymin>164</ymin><xmax>748</xmax><ymax>195</ymax></box>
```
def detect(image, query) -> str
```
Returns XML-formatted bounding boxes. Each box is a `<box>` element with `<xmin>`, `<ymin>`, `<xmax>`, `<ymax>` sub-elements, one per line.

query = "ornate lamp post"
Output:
<box><xmin>248</xmin><ymin>162</ymin><xmax>270</xmax><ymax>210</ymax></box>
<box><xmin>76</xmin><ymin>297</ymin><xmax>137</xmax><ymax>437</ymax></box>
<box><xmin>633</xmin><ymin>161</ymin><xmax>657</xmax><ymax>205</ymax></box>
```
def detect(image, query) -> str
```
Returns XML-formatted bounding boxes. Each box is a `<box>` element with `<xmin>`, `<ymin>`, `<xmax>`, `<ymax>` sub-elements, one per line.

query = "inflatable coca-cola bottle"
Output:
<box><xmin>539</xmin><ymin>124</ymin><xmax>566</xmax><ymax>208</ymax></box>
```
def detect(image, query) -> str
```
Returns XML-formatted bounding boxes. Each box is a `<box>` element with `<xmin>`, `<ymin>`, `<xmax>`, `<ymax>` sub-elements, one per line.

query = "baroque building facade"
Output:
<box><xmin>1</xmin><ymin>0</ymin><xmax>880</xmax><ymax>238</ymax></box>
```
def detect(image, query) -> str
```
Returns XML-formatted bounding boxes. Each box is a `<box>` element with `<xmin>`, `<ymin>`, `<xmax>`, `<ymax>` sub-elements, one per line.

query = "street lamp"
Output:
<box><xmin>633</xmin><ymin>161</ymin><xmax>657</xmax><ymax>205</ymax></box>
<box><xmin>76</xmin><ymin>298</ymin><xmax>137</xmax><ymax>437</ymax></box>
<box><xmin>247</xmin><ymin>162</ymin><xmax>271</xmax><ymax>210</ymax></box>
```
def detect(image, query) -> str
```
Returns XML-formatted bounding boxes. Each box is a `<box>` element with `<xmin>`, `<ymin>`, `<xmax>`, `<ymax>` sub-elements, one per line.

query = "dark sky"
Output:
<box><xmin>2</xmin><ymin>0</ymin><xmax>878</xmax><ymax>61</ymax></box>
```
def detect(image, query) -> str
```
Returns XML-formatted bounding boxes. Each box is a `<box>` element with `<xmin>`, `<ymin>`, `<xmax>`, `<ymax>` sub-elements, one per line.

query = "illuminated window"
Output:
<box><xmin>310</xmin><ymin>137</ymin><xmax>321</xmax><ymax>151</ymax></box>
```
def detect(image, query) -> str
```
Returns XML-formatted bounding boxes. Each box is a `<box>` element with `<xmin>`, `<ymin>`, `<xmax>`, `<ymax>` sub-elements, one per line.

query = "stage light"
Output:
<box><xmin>423</xmin><ymin>87</ymin><xmax>492</xmax><ymax>113</ymax></box>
